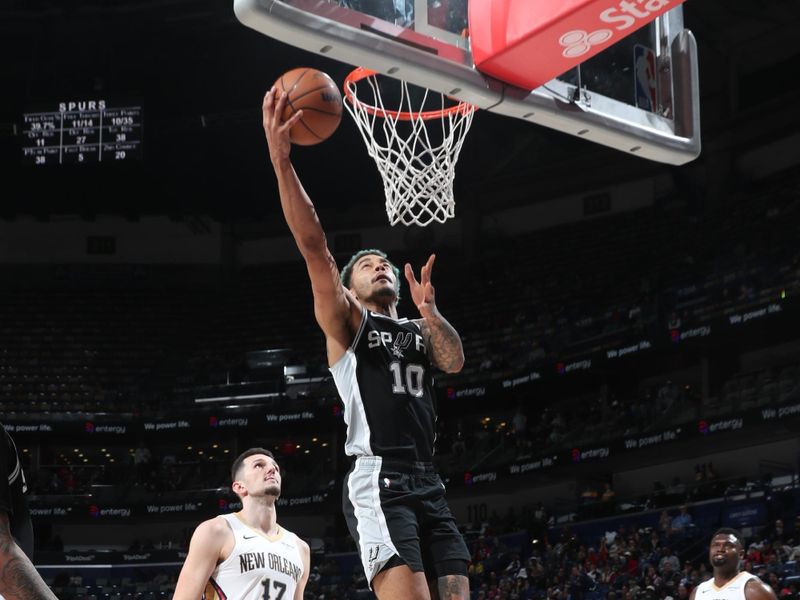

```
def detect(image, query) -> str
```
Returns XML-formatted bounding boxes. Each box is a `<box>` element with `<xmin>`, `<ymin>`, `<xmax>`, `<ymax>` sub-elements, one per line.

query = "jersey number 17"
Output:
<box><xmin>262</xmin><ymin>578</ymin><xmax>286</xmax><ymax>600</ymax></box>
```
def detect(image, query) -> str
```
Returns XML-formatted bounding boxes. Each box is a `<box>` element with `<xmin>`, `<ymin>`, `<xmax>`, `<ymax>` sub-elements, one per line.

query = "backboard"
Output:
<box><xmin>234</xmin><ymin>0</ymin><xmax>700</xmax><ymax>165</ymax></box>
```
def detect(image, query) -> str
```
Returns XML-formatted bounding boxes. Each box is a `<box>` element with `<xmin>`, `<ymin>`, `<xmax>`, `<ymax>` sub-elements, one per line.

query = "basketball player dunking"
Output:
<box><xmin>173</xmin><ymin>449</ymin><xmax>309</xmax><ymax>600</ymax></box>
<box><xmin>261</xmin><ymin>88</ymin><xmax>471</xmax><ymax>600</ymax></box>
<box><xmin>691</xmin><ymin>528</ymin><xmax>777</xmax><ymax>600</ymax></box>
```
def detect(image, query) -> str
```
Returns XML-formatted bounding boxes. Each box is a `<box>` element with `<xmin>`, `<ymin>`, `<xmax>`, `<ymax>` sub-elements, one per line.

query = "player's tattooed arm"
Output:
<box><xmin>406</xmin><ymin>255</ymin><xmax>464</xmax><ymax>373</ymax></box>
<box><xmin>417</xmin><ymin>316</ymin><xmax>465</xmax><ymax>373</ymax></box>
<box><xmin>0</xmin><ymin>513</ymin><xmax>59</xmax><ymax>600</ymax></box>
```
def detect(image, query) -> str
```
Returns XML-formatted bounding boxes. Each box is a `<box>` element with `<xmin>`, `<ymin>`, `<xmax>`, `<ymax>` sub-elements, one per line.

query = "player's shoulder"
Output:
<box><xmin>280</xmin><ymin>526</ymin><xmax>309</xmax><ymax>551</ymax></box>
<box><xmin>194</xmin><ymin>515</ymin><xmax>233</xmax><ymax>538</ymax></box>
<box><xmin>744</xmin><ymin>574</ymin><xmax>777</xmax><ymax>600</ymax></box>
<box><xmin>692</xmin><ymin>576</ymin><xmax>715</xmax><ymax>597</ymax></box>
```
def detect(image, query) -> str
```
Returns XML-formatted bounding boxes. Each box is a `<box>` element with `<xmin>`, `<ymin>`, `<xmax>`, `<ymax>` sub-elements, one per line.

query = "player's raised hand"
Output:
<box><xmin>262</xmin><ymin>88</ymin><xmax>303</xmax><ymax>165</ymax></box>
<box><xmin>405</xmin><ymin>254</ymin><xmax>438</xmax><ymax>319</ymax></box>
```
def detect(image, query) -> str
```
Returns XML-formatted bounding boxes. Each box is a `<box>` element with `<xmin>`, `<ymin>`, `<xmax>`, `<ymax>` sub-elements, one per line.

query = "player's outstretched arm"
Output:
<box><xmin>261</xmin><ymin>89</ymin><xmax>357</xmax><ymax>363</ymax></box>
<box><xmin>0</xmin><ymin>513</ymin><xmax>58</xmax><ymax>600</ymax></box>
<box><xmin>406</xmin><ymin>254</ymin><xmax>464</xmax><ymax>373</ymax></box>
<box><xmin>172</xmin><ymin>518</ymin><xmax>228</xmax><ymax>600</ymax></box>
<box><xmin>745</xmin><ymin>578</ymin><xmax>778</xmax><ymax>600</ymax></box>
<box><xmin>293</xmin><ymin>539</ymin><xmax>311</xmax><ymax>600</ymax></box>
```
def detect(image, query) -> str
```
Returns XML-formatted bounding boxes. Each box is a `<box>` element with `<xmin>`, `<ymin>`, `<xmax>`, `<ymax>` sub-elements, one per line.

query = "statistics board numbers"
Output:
<box><xmin>23</xmin><ymin>114</ymin><xmax>60</xmax><ymax>165</ymax></box>
<box><xmin>62</xmin><ymin>109</ymin><xmax>103</xmax><ymax>164</ymax></box>
<box><xmin>21</xmin><ymin>102</ymin><xmax>142</xmax><ymax>166</ymax></box>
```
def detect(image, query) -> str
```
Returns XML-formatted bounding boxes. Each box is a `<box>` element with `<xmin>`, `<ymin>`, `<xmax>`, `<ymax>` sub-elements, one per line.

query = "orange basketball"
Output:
<box><xmin>274</xmin><ymin>68</ymin><xmax>343</xmax><ymax>146</ymax></box>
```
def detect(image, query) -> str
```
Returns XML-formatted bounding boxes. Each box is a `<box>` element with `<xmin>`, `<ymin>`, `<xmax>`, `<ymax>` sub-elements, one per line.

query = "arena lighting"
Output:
<box><xmin>193</xmin><ymin>392</ymin><xmax>281</xmax><ymax>404</ymax></box>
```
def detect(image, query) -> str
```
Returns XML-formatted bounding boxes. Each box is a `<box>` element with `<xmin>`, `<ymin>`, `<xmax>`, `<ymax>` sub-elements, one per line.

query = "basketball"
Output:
<box><xmin>274</xmin><ymin>68</ymin><xmax>343</xmax><ymax>146</ymax></box>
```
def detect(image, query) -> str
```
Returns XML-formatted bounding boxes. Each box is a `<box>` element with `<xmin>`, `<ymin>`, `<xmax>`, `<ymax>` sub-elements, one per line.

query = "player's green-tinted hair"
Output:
<box><xmin>340</xmin><ymin>249</ymin><xmax>401</xmax><ymax>300</ymax></box>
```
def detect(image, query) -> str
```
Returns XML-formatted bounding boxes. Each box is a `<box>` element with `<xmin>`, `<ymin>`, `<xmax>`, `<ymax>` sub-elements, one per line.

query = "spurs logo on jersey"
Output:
<box><xmin>367</xmin><ymin>329</ymin><xmax>427</xmax><ymax>357</ymax></box>
<box><xmin>331</xmin><ymin>308</ymin><xmax>437</xmax><ymax>461</ymax></box>
<box><xmin>390</xmin><ymin>331</ymin><xmax>413</xmax><ymax>358</ymax></box>
<box><xmin>203</xmin><ymin>514</ymin><xmax>304</xmax><ymax>600</ymax></box>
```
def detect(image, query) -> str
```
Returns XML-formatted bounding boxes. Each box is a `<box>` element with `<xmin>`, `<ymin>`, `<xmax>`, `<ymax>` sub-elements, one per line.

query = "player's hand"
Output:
<box><xmin>405</xmin><ymin>254</ymin><xmax>438</xmax><ymax>320</ymax></box>
<box><xmin>262</xmin><ymin>87</ymin><xmax>303</xmax><ymax>166</ymax></box>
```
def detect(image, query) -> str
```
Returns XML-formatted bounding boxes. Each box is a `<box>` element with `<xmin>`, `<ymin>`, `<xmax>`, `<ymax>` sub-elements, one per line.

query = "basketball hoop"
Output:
<box><xmin>343</xmin><ymin>68</ymin><xmax>476</xmax><ymax>227</ymax></box>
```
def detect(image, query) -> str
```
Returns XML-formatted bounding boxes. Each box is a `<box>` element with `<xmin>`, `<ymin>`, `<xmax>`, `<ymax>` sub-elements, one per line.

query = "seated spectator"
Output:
<box><xmin>659</xmin><ymin>510</ymin><xmax>672</xmax><ymax>536</ymax></box>
<box><xmin>763</xmin><ymin>544</ymin><xmax>783</xmax><ymax>573</ymax></box>
<box><xmin>693</xmin><ymin>464</ymin><xmax>705</xmax><ymax>483</ymax></box>
<box><xmin>766</xmin><ymin>573</ymin><xmax>781</xmax><ymax>594</ymax></box>
<box><xmin>602</xmin><ymin>483</ymin><xmax>617</xmax><ymax>502</ymax></box>
<box><xmin>677</xmin><ymin>583</ymin><xmax>691</xmax><ymax>600</ymax></box>
<box><xmin>671</xmin><ymin>505</ymin><xmax>693</xmax><ymax>535</ymax></box>
<box><xmin>788</xmin><ymin>543</ymin><xmax>800</xmax><ymax>561</ymax></box>
<box><xmin>533</xmin><ymin>502</ymin><xmax>548</xmax><ymax>525</ymax></box>
<box><xmin>746</xmin><ymin>542</ymin><xmax>763</xmax><ymax>565</ymax></box>
<box><xmin>779</xmin><ymin>582</ymin><xmax>798</xmax><ymax>600</ymax></box>
<box><xmin>659</xmin><ymin>548</ymin><xmax>680</xmax><ymax>574</ymax></box>
<box><xmin>512</xmin><ymin>405</ymin><xmax>528</xmax><ymax>435</ymax></box>
<box><xmin>765</xmin><ymin>519</ymin><xmax>787</xmax><ymax>545</ymax></box>
<box><xmin>660</xmin><ymin>560</ymin><xmax>681</xmax><ymax>596</ymax></box>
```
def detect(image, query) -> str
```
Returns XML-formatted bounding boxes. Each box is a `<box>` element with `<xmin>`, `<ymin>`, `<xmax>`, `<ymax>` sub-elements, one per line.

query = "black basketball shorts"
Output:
<box><xmin>342</xmin><ymin>456</ymin><xmax>470</xmax><ymax>586</ymax></box>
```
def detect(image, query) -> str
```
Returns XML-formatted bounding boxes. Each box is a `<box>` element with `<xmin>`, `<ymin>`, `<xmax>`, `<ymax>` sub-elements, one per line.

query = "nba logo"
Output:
<box><xmin>634</xmin><ymin>44</ymin><xmax>657</xmax><ymax>113</ymax></box>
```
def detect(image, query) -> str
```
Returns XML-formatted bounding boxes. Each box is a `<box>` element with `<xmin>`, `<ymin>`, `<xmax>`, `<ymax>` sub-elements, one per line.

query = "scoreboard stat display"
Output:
<box><xmin>22</xmin><ymin>100</ymin><xmax>142</xmax><ymax>165</ymax></box>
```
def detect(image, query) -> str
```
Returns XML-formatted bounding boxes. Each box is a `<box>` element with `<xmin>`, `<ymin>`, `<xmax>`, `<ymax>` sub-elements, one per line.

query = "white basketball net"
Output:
<box><xmin>344</xmin><ymin>69</ymin><xmax>476</xmax><ymax>227</ymax></box>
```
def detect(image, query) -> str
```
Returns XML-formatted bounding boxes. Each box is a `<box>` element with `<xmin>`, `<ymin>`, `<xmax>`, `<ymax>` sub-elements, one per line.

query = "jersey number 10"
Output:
<box><xmin>389</xmin><ymin>361</ymin><xmax>425</xmax><ymax>398</ymax></box>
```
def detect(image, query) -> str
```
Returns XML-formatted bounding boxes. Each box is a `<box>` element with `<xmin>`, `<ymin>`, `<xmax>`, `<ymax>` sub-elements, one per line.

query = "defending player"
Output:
<box><xmin>690</xmin><ymin>528</ymin><xmax>777</xmax><ymax>600</ymax></box>
<box><xmin>173</xmin><ymin>448</ymin><xmax>309</xmax><ymax>600</ymax></box>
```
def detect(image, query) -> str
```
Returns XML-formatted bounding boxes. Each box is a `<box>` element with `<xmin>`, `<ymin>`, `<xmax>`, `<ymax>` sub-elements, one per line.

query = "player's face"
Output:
<box><xmin>351</xmin><ymin>254</ymin><xmax>397</xmax><ymax>301</ymax></box>
<box><xmin>242</xmin><ymin>454</ymin><xmax>281</xmax><ymax>498</ymax></box>
<box><xmin>709</xmin><ymin>534</ymin><xmax>741</xmax><ymax>569</ymax></box>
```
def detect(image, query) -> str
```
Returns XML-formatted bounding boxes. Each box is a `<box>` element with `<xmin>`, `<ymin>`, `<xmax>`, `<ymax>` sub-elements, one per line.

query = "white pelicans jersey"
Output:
<box><xmin>203</xmin><ymin>513</ymin><xmax>304</xmax><ymax>600</ymax></box>
<box><xmin>694</xmin><ymin>571</ymin><xmax>758</xmax><ymax>600</ymax></box>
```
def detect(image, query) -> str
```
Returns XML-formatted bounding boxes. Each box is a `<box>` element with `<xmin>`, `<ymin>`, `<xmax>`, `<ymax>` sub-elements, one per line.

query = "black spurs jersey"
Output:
<box><xmin>331</xmin><ymin>307</ymin><xmax>437</xmax><ymax>462</ymax></box>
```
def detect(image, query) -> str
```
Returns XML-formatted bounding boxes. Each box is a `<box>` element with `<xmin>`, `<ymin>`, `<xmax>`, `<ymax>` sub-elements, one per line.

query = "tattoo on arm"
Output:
<box><xmin>0</xmin><ymin>525</ymin><xmax>58</xmax><ymax>600</ymax></box>
<box><xmin>436</xmin><ymin>574</ymin><xmax>469</xmax><ymax>600</ymax></box>
<box><xmin>418</xmin><ymin>315</ymin><xmax>465</xmax><ymax>373</ymax></box>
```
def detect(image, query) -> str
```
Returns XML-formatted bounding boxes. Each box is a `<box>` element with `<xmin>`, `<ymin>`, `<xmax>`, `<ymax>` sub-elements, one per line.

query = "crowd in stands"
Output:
<box><xmin>255</xmin><ymin>504</ymin><xmax>800</xmax><ymax>599</ymax></box>
<box><xmin>19</xmin><ymin>349</ymin><xmax>798</xmax><ymax>516</ymax></box>
<box><xmin>433</xmin><ymin>358</ymin><xmax>797</xmax><ymax>485</ymax></box>
<box><xmin>2</xmin><ymin>172</ymin><xmax>799</xmax><ymax>598</ymax></box>
<box><xmin>40</xmin><ymin>504</ymin><xmax>800</xmax><ymax>600</ymax></box>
